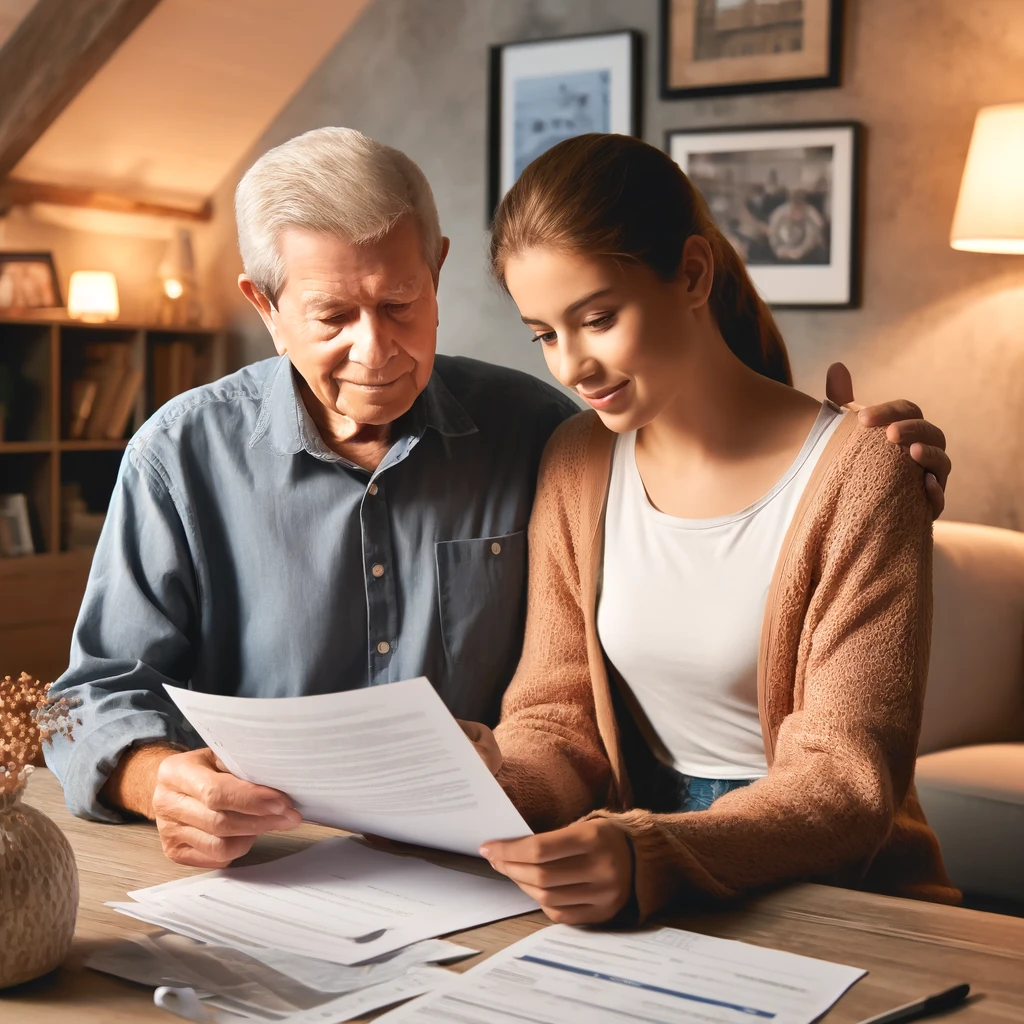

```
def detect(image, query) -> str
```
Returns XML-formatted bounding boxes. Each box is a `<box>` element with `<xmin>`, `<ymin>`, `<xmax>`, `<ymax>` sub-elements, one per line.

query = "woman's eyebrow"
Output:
<box><xmin>521</xmin><ymin>288</ymin><xmax>613</xmax><ymax>325</ymax></box>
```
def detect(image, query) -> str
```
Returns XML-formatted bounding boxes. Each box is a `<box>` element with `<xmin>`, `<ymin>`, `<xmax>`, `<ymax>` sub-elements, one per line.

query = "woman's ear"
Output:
<box><xmin>676</xmin><ymin>235</ymin><xmax>715</xmax><ymax>310</ymax></box>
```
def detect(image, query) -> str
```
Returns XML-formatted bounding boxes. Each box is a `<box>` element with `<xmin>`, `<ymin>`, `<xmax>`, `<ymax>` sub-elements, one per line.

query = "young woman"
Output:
<box><xmin>471</xmin><ymin>134</ymin><xmax>958</xmax><ymax>924</ymax></box>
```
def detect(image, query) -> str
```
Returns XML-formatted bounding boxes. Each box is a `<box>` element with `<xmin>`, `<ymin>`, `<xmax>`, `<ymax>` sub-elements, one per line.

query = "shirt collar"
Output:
<box><xmin>249</xmin><ymin>356</ymin><xmax>477</xmax><ymax>460</ymax></box>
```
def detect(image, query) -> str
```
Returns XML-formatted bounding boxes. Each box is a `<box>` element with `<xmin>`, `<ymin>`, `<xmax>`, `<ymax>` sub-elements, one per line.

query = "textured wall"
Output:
<box><xmin>194</xmin><ymin>0</ymin><xmax>1024</xmax><ymax>528</ymax></box>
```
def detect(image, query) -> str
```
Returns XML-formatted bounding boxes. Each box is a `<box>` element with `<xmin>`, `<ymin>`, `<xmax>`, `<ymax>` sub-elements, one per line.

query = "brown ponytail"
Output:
<box><xmin>490</xmin><ymin>133</ymin><xmax>792</xmax><ymax>386</ymax></box>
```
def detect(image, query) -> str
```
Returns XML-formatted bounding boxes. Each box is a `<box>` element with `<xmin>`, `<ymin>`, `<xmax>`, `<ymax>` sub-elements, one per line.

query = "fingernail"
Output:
<box><xmin>267</xmin><ymin>801</ymin><xmax>287</xmax><ymax>815</ymax></box>
<box><xmin>478</xmin><ymin>845</ymin><xmax>490</xmax><ymax>858</ymax></box>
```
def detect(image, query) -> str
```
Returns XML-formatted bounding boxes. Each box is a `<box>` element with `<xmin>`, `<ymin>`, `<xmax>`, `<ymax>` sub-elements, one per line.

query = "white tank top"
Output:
<box><xmin>597</xmin><ymin>401</ymin><xmax>845</xmax><ymax>780</ymax></box>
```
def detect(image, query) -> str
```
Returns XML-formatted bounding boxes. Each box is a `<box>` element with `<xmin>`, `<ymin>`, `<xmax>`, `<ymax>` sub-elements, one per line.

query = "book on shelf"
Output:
<box><xmin>67</xmin><ymin>379</ymin><xmax>98</xmax><ymax>439</ymax></box>
<box><xmin>66</xmin><ymin>343</ymin><xmax>142</xmax><ymax>441</ymax></box>
<box><xmin>0</xmin><ymin>493</ymin><xmax>34</xmax><ymax>557</ymax></box>
<box><xmin>152</xmin><ymin>339</ymin><xmax>198</xmax><ymax>411</ymax></box>
<box><xmin>103</xmin><ymin>367</ymin><xmax>143</xmax><ymax>440</ymax></box>
<box><xmin>85</xmin><ymin>344</ymin><xmax>132</xmax><ymax>440</ymax></box>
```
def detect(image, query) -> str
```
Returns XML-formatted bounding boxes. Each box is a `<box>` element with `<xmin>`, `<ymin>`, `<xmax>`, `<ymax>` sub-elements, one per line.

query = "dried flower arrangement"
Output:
<box><xmin>0</xmin><ymin>672</ymin><xmax>80</xmax><ymax>797</ymax></box>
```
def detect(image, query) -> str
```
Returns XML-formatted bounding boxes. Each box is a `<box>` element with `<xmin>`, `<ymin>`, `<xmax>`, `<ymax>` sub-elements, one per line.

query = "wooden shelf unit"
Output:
<box><xmin>0</xmin><ymin>316</ymin><xmax>226</xmax><ymax>682</ymax></box>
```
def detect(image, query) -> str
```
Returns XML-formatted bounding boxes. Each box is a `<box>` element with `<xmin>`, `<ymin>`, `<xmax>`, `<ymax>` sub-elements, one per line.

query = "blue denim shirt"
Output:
<box><xmin>45</xmin><ymin>354</ymin><xmax>576</xmax><ymax>820</ymax></box>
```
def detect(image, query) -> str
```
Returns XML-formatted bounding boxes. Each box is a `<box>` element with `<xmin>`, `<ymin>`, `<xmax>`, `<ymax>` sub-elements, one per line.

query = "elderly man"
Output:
<box><xmin>45</xmin><ymin>127</ymin><xmax>950</xmax><ymax>869</ymax></box>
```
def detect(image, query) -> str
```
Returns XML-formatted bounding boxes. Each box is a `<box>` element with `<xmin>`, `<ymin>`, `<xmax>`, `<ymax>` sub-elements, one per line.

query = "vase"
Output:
<box><xmin>0</xmin><ymin>773</ymin><xmax>79</xmax><ymax>988</ymax></box>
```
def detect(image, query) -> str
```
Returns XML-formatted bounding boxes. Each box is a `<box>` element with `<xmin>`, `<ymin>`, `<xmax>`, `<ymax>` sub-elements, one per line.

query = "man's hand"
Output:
<box><xmin>480</xmin><ymin>819</ymin><xmax>632</xmax><ymax>925</ymax></box>
<box><xmin>457</xmin><ymin>719</ymin><xmax>502</xmax><ymax>775</ymax></box>
<box><xmin>151</xmin><ymin>747</ymin><xmax>302</xmax><ymax>868</ymax></box>
<box><xmin>826</xmin><ymin>362</ymin><xmax>951</xmax><ymax>519</ymax></box>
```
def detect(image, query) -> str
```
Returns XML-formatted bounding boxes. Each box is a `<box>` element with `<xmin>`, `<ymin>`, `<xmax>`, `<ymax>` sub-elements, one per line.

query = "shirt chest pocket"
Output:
<box><xmin>435</xmin><ymin>530</ymin><xmax>527</xmax><ymax>711</ymax></box>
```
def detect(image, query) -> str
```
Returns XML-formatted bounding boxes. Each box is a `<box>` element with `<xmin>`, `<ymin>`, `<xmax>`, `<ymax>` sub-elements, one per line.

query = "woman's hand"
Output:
<box><xmin>457</xmin><ymin>719</ymin><xmax>502</xmax><ymax>775</ymax></box>
<box><xmin>480</xmin><ymin>819</ymin><xmax>633</xmax><ymax>924</ymax></box>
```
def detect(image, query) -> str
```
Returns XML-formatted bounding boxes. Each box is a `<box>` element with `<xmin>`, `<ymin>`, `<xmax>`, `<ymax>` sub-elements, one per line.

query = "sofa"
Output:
<box><xmin>916</xmin><ymin>521</ymin><xmax>1024</xmax><ymax>906</ymax></box>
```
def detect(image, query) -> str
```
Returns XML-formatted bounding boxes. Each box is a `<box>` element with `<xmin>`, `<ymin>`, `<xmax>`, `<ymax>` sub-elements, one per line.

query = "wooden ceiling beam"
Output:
<box><xmin>0</xmin><ymin>179</ymin><xmax>212</xmax><ymax>221</ymax></box>
<box><xmin>0</xmin><ymin>0</ymin><xmax>164</xmax><ymax>179</ymax></box>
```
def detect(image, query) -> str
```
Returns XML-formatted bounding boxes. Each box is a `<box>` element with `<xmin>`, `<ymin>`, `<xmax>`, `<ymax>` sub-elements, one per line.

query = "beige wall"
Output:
<box><xmin>6</xmin><ymin>0</ymin><xmax>1022</xmax><ymax>527</ymax></box>
<box><xmin>193</xmin><ymin>0</ymin><xmax>1024</xmax><ymax>530</ymax></box>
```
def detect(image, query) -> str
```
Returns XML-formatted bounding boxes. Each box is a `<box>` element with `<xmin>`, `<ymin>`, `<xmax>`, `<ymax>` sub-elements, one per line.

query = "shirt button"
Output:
<box><xmin>490</xmin><ymin>541</ymin><xmax>502</xmax><ymax>555</ymax></box>
<box><xmin>371</xmin><ymin>563</ymin><xmax>384</xmax><ymax>578</ymax></box>
<box><xmin>377</xmin><ymin>641</ymin><xmax>391</xmax><ymax>655</ymax></box>
<box><xmin>368</xmin><ymin>483</ymin><xmax>378</xmax><ymax>496</ymax></box>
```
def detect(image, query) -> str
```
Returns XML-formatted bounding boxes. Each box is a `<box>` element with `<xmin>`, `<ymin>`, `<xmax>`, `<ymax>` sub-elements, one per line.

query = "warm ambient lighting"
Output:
<box><xmin>163</xmin><ymin>277</ymin><xmax>184</xmax><ymax>299</ymax></box>
<box><xmin>67</xmin><ymin>271</ymin><xmax>120</xmax><ymax>323</ymax></box>
<box><xmin>950</xmin><ymin>103</ymin><xmax>1024</xmax><ymax>254</ymax></box>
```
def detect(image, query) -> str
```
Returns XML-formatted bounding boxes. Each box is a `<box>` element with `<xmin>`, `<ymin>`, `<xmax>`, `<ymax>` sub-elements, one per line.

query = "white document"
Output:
<box><xmin>163</xmin><ymin>677</ymin><xmax>530</xmax><ymax>857</ymax></box>
<box><xmin>377</xmin><ymin>923</ymin><xmax>866</xmax><ymax>1024</ymax></box>
<box><xmin>87</xmin><ymin>932</ymin><xmax>475</xmax><ymax>1001</ymax></box>
<box><xmin>116</xmin><ymin>836</ymin><xmax>537</xmax><ymax>966</ymax></box>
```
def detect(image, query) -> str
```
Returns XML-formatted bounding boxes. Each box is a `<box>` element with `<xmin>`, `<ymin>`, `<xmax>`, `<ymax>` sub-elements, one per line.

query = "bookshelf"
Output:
<box><xmin>0</xmin><ymin>316</ymin><xmax>227</xmax><ymax>682</ymax></box>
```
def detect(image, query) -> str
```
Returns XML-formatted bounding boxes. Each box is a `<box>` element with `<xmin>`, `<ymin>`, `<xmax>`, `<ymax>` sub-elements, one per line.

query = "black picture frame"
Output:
<box><xmin>666</xmin><ymin>120</ymin><xmax>863</xmax><ymax>310</ymax></box>
<box><xmin>0</xmin><ymin>251</ymin><xmax>63</xmax><ymax>310</ymax></box>
<box><xmin>660</xmin><ymin>0</ymin><xmax>844</xmax><ymax>101</ymax></box>
<box><xmin>487</xmin><ymin>29</ymin><xmax>643</xmax><ymax>224</ymax></box>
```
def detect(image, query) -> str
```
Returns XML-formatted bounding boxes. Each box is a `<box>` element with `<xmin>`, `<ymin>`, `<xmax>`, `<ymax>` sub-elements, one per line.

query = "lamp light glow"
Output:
<box><xmin>163</xmin><ymin>278</ymin><xmax>184</xmax><ymax>299</ymax></box>
<box><xmin>950</xmin><ymin>103</ymin><xmax>1024</xmax><ymax>255</ymax></box>
<box><xmin>67</xmin><ymin>271</ymin><xmax>120</xmax><ymax>323</ymax></box>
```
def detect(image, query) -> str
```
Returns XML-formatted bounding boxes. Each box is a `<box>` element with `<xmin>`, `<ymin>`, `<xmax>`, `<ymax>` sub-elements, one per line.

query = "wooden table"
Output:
<box><xmin>5</xmin><ymin>769</ymin><xmax>1024</xmax><ymax>1023</ymax></box>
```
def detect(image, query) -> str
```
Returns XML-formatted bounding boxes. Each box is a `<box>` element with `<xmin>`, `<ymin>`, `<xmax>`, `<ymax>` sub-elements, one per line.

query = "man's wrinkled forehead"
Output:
<box><xmin>299</xmin><ymin>274</ymin><xmax>424</xmax><ymax>313</ymax></box>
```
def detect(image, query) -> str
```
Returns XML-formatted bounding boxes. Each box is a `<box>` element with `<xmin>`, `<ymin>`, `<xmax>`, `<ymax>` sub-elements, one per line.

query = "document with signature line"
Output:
<box><xmin>377</xmin><ymin>924</ymin><xmax>866</xmax><ymax>1024</ymax></box>
<box><xmin>163</xmin><ymin>676</ymin><xmax>530</xmax><ymax>856</ymax></box>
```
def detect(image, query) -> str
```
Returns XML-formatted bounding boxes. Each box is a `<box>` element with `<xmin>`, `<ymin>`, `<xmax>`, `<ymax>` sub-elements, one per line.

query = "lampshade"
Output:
<box><xmin>67</xmin><ymin>271</ymin><xmax>120</xmax><ymax>322</ymax></box>
<box><xmin>950</xmin><ymin>103</ymin><xmax>1024</xmax><ymax>254</ymax></box>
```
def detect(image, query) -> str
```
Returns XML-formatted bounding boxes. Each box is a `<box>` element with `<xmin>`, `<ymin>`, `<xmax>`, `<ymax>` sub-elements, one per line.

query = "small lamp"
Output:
<box><xmin>950</xmin><ymin>103</ymin><xmax>1024</xmax><ymax>254</ymax></box>
<box><xmin>157</xmin><ymin>227</ymin><xmax>201</xmax><ymax>325</ymax></box>
<box><xmin>67</xmin><ymin>271</ymin><xmax>120</xmax><ymax>323</ymax></box>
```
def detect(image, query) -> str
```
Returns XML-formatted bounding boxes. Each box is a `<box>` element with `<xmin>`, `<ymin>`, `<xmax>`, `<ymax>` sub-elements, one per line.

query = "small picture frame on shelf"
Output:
<box><xmin>661</xmin><ymin>0</ymin><xmax>843</xmax><ymax>100</ymax></box>
<box><xmin>0</xmin><ymin>493</ymin><xmax>35</xmax><ymax>557</ymax></box>
<box><xmin>488</xmin><ymin>30</ymin><xmax>642</xmax><ymax>221</ymax></box>
<box><xmin>667</xmin><ymin>121</ymin><xmax>861</xmax><ymax>308</ymax></box>
<box><xmin>0</xmin><ymin>252</ymin><xmax>62</xmax><ymax>312</ymax></box>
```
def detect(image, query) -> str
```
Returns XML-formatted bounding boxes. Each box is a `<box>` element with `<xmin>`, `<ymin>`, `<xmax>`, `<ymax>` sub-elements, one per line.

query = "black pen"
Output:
<box><xmin>857</xmin><ymin>983</ymin><xmax>971</xmax><ymax>1024</ymax></box>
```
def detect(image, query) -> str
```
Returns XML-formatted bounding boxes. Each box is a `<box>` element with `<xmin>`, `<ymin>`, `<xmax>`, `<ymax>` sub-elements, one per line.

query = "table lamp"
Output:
<box><xmin>950</xmin><ymin>102</ymin><xmax>1024</xmax><ymax>254</ymax></box>
<box><xmin>67</xmin><ymin>271</ymin><xmax>120</xmax><ymax>322</ymax></box>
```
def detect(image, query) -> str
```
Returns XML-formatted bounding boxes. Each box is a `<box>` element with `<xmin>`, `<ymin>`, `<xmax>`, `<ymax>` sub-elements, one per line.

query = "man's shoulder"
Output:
<box><xmin>131</xmin><ymin>357</ymin><xmax>278</xmax><ymax>460</ymax></box>
<box><xmin>432</xmin><ymin>355</ymin><xmax>579</xmax><ymax>425</ymax></box>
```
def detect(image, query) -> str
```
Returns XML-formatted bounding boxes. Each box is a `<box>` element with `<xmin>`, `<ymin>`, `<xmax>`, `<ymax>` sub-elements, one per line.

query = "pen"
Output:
<box><xmin>857</xmin><ymin>983</ymin><xmax>971</xmax><ymax>1024</ymax></box>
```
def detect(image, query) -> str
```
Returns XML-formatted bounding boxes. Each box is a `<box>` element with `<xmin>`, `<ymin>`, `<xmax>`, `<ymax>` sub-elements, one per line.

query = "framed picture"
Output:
<box><xmin>667</xmin><ymin>122</ymin><xmax>861</xmax><ymax>308</ymax></box>
<box><xmin>0</xmin><ymin>252</ymin><xmax>62</xmax><ymax>311</ymax></box>
<box><xmin>661</xmin><ymin>0</ymin><xmax>843</xmax><ymax>99</ymax></box>
<box><xmin>488</xmin><ymin>30</ymin><xmax>642</xmax><ymax>221</ymax></box>
<box><xmin>0</xmin><ymin>494</ymin><xmax>35</xmax><ymax>557</ymax></box>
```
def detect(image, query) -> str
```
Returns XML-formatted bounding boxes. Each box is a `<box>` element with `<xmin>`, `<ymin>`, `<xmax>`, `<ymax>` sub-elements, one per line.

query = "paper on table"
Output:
<box><xmin>87</xmin><ymin>931</ymin><xmax>476</xmax><ymax>999</ymax></box>
<box><xmin>118</xmin><ymin>836</ymin><xmax>537</xmax><ymax>965</ymax></box>
<box><xmin>87</xmin><ymin>932</ymin><xmax>473</xmax><ymax>1023</ymax></box>
<box><xmin>377</xmin><ymin>923</ymin><xmax>866</xmax><ymax>1024</ymax></box>
<box><xmin>163</xmin><ymin>677</ymin><xmax>530</xmax><ymax>857</ymax></box>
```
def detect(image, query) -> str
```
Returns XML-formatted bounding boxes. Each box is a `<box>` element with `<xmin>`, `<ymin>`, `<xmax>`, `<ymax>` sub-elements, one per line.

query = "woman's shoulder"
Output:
<box><xmin>540</xmin><ymin>409</ymin><xmax>612</xmax><ymax>476</ymax></box>
<box><xmin>814</xmin><ymin>412</ymin><xmax>931</xmax><ymax>529</ymax></box>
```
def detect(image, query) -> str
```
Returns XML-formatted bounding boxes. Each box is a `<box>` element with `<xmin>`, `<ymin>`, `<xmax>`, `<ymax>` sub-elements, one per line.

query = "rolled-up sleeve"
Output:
<box><xmin>44</xmin><ymin>444</ymin><xmax>200</xmax><ymax>821</ymax></box>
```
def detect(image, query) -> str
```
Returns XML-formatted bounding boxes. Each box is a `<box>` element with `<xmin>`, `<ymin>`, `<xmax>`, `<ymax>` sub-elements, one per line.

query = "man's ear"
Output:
<box><xmin>238</xmin><ymin>275</ymin><xmax>286</xmax><ymax>355</ymax></box>
<box><xmin>432</xmin><ymin>237</ymin><xmax>452</xmax><ymax>290</ymax></box>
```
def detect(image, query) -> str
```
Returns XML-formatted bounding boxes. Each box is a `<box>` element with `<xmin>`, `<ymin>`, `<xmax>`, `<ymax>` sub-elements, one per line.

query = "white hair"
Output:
<box><xmin>234</xmin><ymin>126</ymin><xmax>443</xmax><ymax>303</ymax></box>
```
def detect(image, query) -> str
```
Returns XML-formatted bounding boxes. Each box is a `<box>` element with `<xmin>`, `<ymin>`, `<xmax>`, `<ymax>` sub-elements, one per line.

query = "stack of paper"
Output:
<box><xmin>378</xmin><ymin>924</ymin><xmax>867</xmax><ymax>1024</ymax></box>
<box><xmin>110</xmin><ymin>837</ymin><xmax>538</xmax><ymax>966</ymax></box>
<box><xmin>88</xmin><ymin>931</ymin><xmax>471</xmax><ymax>1023</ymax></box>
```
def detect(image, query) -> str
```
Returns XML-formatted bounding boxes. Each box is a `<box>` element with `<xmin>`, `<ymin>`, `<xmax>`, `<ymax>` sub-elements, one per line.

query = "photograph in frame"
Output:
<box><xmin>0</xmin><ymin>252</ymin><xmax>62</xmax><ymax>312</ymax></box>
<box><xmin>488</xmin><ymin>31</ymin><xmax>642</xmax><ymax>220</ymax></box>
<box><xmin>661</xmin><ymin>0</ymin><xmax>842</xmax><ymax>99</ymax></box>
<box><xmin>667</xmin><ymin>123</ymin><xmax>861</xmax><ymax>308</ymax></box>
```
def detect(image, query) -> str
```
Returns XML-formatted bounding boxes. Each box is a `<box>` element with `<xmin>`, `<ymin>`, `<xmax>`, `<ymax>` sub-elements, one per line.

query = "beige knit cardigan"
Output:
<box><xmin>494</xmin><ymin>409</ymin><xmax>958</xmax><ymax>920</ymax></box>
